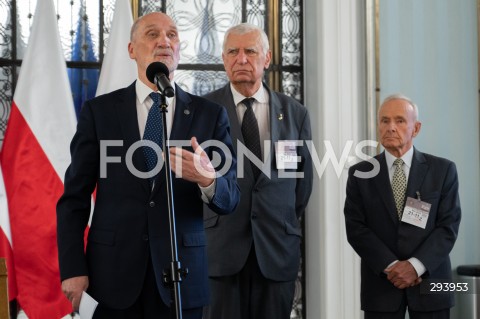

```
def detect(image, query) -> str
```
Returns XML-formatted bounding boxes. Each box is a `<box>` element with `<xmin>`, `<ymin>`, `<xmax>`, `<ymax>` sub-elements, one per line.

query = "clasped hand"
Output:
<box><xmin>384</xmin><ymin>260</ymin><xmax>422</xmax><ymax>289</ymax></box>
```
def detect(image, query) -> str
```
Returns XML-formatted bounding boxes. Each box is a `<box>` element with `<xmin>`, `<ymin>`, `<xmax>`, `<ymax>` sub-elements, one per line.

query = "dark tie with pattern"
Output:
<box><xmin>392</xmin><ymin>158</ymin><xmax>407</xmax><ymax>219</ymax></box>
<box><xmin>143</xmin><ymin>92</ymin><xmax>164</xmax><ymax>185</ymax></box>
<box><xmin>241</xmin><ymin>98</ymin><xmax>262</xmax><ymax>179</ymax></box>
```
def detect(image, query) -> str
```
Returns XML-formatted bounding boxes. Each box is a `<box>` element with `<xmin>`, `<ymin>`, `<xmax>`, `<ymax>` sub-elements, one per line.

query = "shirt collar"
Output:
<box><xmin>385</xmin><ymin>146</ymin><xmax>414</xmax><ymax>170</ymax></box>
<box><xmin>230</xmin><ymin>83</ymin><xmax>268</xmax><ymax>107</ymax></box>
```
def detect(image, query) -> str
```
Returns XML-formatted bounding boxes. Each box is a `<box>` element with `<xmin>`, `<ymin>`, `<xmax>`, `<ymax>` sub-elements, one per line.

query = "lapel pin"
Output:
<box><xmin>184</xmin><ymin>109</ymin><xmax>190</xmax><ymax>115</ymax></box>
<box><xmin>278</xmin><ymin>113</ymin><xmax>283</xmax><ymax>120</ymax></box>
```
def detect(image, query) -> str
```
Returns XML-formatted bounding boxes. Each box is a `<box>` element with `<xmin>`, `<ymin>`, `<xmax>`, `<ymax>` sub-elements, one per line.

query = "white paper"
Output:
<box><xmin>401</xmin><ymin>197</ymin><xmax>431</xmax><ymax>229</ymax></box>
<box><xmin>79</xmin><ymin>291</ymin><xmax>99</xmax><ymax>319</ymax></box>
<box><xmin>275</xmin><ymin>141</ymin><xmax>299</xmax><ymax>169</ymax></box>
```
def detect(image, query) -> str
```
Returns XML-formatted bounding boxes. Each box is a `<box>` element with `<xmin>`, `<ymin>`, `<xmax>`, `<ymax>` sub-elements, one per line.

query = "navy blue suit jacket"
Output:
<box><xmin>57</xmin><ymin>82</ymin><xmax>239</xmax><ymax>309</ymax></box>
<box><xmin>344</xmin><ymin>148</ymin><xmax>461</xmax><ymax>312</ymax></box>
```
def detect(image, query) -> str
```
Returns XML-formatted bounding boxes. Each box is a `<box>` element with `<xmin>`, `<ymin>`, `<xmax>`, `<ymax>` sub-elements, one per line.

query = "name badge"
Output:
<box><xmin>401</xmin><ymin>196</ymin><xmax>431</xmax><ymax>229</ymax></box>
<box><xmin>275</xmin><ymin>141</ymin><xmax>299</xmax><ymax>169</ymax></box>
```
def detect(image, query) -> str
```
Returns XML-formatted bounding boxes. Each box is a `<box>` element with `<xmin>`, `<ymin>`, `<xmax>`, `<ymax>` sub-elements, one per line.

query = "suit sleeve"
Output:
<box><xmin>205</xmin><ymin>106</ymin><xmax>240</xmax><ymax>215</ymax></box>
<box><xmin>56</xmin><ymin>100</ymin><xmax>98</xmax><ymax>281</ymax></box>
<box><xmin>344</xmin><ymin>166</ymin><xmax>398</xmax><ymax>275</ymax></box>
<box><xmin>410</xmin><ymin>161</ymin><xmax>461</xmax><ymax>274</ymax></box>
<box><xmin>295</xmin><ymin>109</ymin><xmax>313</xmax><ymax>218</ymax></box>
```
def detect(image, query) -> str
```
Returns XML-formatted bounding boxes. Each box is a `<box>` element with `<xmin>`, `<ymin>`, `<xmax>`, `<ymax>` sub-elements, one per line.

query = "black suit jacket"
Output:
<box><xmin>344</xmin><ymin>148</ymin><xmax>461</xmax><ymax>312</ymax></box>
<box><xmin>203</xmin><ymin>83</ymin><xmax>313</xmax><ymax>281</ymax></box>
<box><xmin>57</xmin><ymin>82</ymin><xmax>239</xmax><ymax>309</ymax></box>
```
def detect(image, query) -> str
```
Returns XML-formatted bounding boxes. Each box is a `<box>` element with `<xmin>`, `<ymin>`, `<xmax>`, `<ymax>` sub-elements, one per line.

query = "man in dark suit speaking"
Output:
<box><xmin>344</xmin><ymin>94</ymin><xmax>461</xmax><ymax>319</ymax></box>
<box><xmin>202</xmin><ymin>23</ymin><xmax>313</xmax><ymax>319</ymax></box>
<box><xmin>57</xmin><ymin>12</ymin><xmax>239</xmax><ymax>319</ymax></box>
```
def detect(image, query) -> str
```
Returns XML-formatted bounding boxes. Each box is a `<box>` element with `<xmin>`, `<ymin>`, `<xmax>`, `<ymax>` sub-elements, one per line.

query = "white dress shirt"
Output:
<box><xmin>135</xmin><ymin>79</ymin><xmax>214</xmax><ymax>201</ymax></box>
<box><xmin>384</xmin><ymin>147</ymin><xmax>426</xmax><ymax>277</ymax></box>
<box><xmin>230</xmin><ymin>83</ymin><xmax>270</xmax><ymax>158</ymax></box>
<box><xmin>136</xmin><ymin>79</ymin><xmax>175</xmax><ymax>139</ymax></box>
<box><xmin>385</xmin><ymin>147</ymin><xmax>413</xmax><ymax>184</ymax></box>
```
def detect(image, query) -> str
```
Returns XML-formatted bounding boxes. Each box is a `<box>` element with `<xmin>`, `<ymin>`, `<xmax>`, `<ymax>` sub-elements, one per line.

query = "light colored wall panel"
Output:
<box><xmin>378</xmin><ymin>1</ymin><xmax>480</xmax><ymax>317</ymax></box>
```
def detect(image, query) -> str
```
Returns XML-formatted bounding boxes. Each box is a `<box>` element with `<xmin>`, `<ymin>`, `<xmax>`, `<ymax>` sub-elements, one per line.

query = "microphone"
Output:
<box><xmin>146</xmin><ymin>62</ymin><xmax>175</xmax><ymax>97</ymax></box>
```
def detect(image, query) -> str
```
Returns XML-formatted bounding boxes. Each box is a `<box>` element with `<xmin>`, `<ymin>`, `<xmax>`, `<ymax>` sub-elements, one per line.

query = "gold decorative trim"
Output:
<box><xmin>267</xmin><ymin>0</ymin><xmax>281</xmax><ymax>92</ymax></box>
<box><xmin>131</xmin><ymin>0</ymin><xmax>139</xmax><ymax>20</ymax></box>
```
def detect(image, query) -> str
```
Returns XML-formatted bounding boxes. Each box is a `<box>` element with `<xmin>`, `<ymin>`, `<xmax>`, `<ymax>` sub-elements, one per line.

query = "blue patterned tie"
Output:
<box><xmin>143</xmin><ymin>92</ymin><xmax>164</xmax><ymax>184</ymax></box>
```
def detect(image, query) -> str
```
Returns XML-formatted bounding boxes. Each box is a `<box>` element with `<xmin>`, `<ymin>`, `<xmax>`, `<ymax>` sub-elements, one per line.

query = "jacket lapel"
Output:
<box><xmin>267</xmin><ymin>86</ymin><xmax>284</xmax><ymax>182</ymax></box>
<box><xmin>169</xmin><ymin>84</ymin><xmax>193</xmax><ymax>142</ymax></box>
<box><xmin>406</xmin><ymin>148</ymin><xmax>428</xmax><ymax>198</ymax></box>
<box><xmin>220</xmin><ymin>86</ymin><xmax>243</xmax><ymax>151</ymax></box>
<box><xmin>219</xmin><ymin>85</ymin><xmax>257</xmax><ymax>181</ymax></box>
<box><xmin>268</xmin><ymin>88</ymin><xmax>283</xmax><ymax>145</ymax></box>
<box><xmin>115</xmin><ymin>82</ymin><xmax>151</xmax><ymax>193</ymax></box>
<box><xmin>151</xmin><ymin>85</ymin><xmax>193</xmax><ymax>196</ymax></box>
<box><xmin>374</xmin><ymin>152</ymin><xmax>400</xmax><ymax>225</ymax></box>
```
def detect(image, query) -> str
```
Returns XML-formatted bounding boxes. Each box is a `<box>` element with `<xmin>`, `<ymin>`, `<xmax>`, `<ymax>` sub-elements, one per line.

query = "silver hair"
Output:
<box><xmin>223</xmin><ymin>23</ymin><xmax>270</xmax><ymax>55</ymax></box>
<box><xmin>379</xmin><ymin>93</ymin><xmax>419</xmax><ymax>121</ymax></box>
<box><xmin>130</xmin><ymin>16</ymin><xmax>141</xmax><ymax>41</ymax></box>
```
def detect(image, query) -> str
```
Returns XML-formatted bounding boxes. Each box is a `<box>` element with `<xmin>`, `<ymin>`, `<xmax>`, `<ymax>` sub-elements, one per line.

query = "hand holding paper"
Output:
<box><xmin>79</xmin><ymin>291</ymin><xmax>99</xmax><ymax>319</ymax></box>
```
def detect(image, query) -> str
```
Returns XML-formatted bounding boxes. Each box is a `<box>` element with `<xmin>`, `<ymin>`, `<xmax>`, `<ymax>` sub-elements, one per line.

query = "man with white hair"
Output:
<box><xmin>344</xmin><ymin>94</ymin><xmax>461</xmax><ymax>319</ymax></box>
<box><xmin>203</xmin><ymin>23</ymin><xmax>313</xmax><ymax>319</ymax></box>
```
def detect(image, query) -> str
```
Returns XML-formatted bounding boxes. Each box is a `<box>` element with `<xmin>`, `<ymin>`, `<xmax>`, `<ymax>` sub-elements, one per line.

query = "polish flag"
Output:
<box><xmin>0</xmin><ymin>0</ymin><xmax>77</xmax><ymax>317</ymax></box>
<box><xmin>96</xmin><ymin>0</ymin><xmax>137</xmax><ymax>96</ymax></box>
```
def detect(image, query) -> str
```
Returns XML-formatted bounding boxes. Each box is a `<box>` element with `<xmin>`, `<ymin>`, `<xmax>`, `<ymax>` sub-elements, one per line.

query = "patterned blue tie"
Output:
<box><xmin>143</xmin><ymin>92</ymin><xmax>164</xmax><ymax>184</ymax></box>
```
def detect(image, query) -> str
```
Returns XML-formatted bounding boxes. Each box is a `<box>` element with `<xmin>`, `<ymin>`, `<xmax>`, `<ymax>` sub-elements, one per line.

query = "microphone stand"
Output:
<box><xmin>158</xmin><ymin>93</ymin><xmax>187</xmax><ymax>319</ymax></box>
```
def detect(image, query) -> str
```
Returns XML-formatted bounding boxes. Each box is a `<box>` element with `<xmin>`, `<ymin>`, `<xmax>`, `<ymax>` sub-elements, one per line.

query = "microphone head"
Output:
<box><xmin>146</xmin><ymin>62</ymin><xmax>170</xmax><ymax>84</ymax></box>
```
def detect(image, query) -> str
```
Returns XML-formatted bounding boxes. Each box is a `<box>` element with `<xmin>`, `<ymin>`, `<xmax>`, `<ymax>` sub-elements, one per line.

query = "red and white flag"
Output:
<box><xmin>96</xmin><ymin>0</ymin><xmax>137</xmax><ymax>96</ymax></box>
<box><xmin>0</xmin><ymin>0</ymin><xmax>77</xmax><ymax>317</ymax></box>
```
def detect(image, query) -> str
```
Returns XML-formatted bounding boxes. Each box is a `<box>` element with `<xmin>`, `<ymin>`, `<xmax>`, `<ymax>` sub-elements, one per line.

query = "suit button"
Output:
<box><xmin>142</xmin><ymin>235</ymin><xmax>149</xmax><ymax>241</ymax></box>
<box><xmin>251</xmin><ymin>214</ymin><xmax>257</xmax><ymax>219</ymax></box>
<box><xmin>149</xmin><ymin>201</ymin><xmax>155</xmax><ymax>207</ymax></box>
